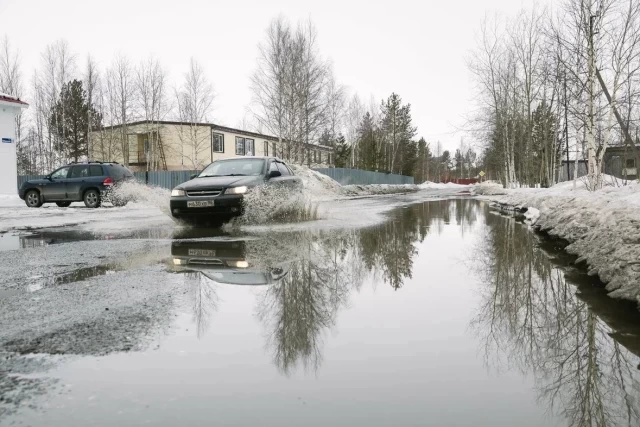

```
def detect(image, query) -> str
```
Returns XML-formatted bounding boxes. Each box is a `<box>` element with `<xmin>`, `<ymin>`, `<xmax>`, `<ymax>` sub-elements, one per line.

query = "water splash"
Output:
<box><xmin>233</xmin><ymin>185</ymin><xmax>320</xmax><ymax>226</ymax></box>
<box><xmin>111</xmin><ymin>181</ymin><xmax>172</xmax><ymax>216</ymax></box>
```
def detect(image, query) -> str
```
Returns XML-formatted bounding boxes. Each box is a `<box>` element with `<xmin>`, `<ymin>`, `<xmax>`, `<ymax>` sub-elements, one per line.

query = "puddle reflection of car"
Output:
<box><xmin>170</xmin><ymin>240</ymin><xmax>289</xmax><ymax>286</ymax></box>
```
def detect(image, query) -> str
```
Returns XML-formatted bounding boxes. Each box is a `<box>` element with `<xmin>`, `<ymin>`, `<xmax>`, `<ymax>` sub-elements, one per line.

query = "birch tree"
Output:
<box><xmin>0</xmin><ymin>35</ymin><xmax>28</xmax><ymax>172</ymax></box>
<box><xmin>136</xmin><ymin>56</ymin><xmax>169</xmax><ymax>170</ymax></box>
<box><xmin>107</xmin><ymin>53</ymin><xmax>134</xmax><ymax>165</ymax></box>
<box><xmin>175</xmin><ymin>57</ymin><xmax>214</xmax><ymax>170</ymax></box>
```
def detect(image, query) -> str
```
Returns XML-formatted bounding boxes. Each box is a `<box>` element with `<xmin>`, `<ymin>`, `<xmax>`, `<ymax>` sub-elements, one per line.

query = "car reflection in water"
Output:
<box><xmin>169</xmin><ymin>239</ymin><xmax>290</xmax><ymax>286</ymax></box>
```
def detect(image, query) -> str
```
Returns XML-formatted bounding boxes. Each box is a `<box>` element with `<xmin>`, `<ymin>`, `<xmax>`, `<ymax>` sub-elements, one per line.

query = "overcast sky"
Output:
<box><xmin>2</xmin><ymin>0</ymin><xmax>550</xmax><ymax>152</ymax></box>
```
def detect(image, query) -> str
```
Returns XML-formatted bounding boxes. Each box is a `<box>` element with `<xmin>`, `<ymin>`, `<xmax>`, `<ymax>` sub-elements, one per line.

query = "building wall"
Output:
<box><xmin>0</xmin><ymin>104</ymin><xmax>20</xmax><ymax>195</ymax></box>
<box><xmin>91</xmin><ymin>122</ymin><xmax>334</xmax><ymax>171</ymax></box>
<box><xmin>604</xmin><ymin>147</ymin><xmax>638</xmax><ymax>180</ymax></box>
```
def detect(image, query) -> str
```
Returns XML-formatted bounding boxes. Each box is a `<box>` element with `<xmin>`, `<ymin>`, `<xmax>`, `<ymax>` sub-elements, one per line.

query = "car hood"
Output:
<box><xmin>178</xmin><ymin>175</ymin><xmax>262</xmax><ymax>190</ymax></box>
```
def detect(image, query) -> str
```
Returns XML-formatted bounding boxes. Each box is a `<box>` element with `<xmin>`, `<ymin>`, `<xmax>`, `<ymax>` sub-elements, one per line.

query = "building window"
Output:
<box><xmin>272</xmin><ymin>143</ymin><xmax>278</xmax><ymax>158</ymax></box>
<box><xmin>235</xmin><ymin>137</ymin><xmax>245</xmax><ymax>155</ymax></box>
<box><xmin>264</xmin><ymin>141</ymin><xmax>269</xmax><ymax>156</ymax></box>
<box><xmin>245</xmin><ymin>138</ymin><xmax>254</xmax><ymax>155</ymax></box>
<box><xmin>212</xmin><ymin>133</ymin><xmax>224</xmax><ymax>153</ymax></box>
<box><xmin>235</xmin><ymin>137</ymin><xmax>255</xmax><ymax>155</ymax></box>
<box><xmin>626</xmin><ymin>158</ymin><xmax>636</xmax><ymax>168</ymax></box>
<box><xmin>318</xmin><ymin>151</ymin><xmax>322</xmax><ymax>163</ymax></box>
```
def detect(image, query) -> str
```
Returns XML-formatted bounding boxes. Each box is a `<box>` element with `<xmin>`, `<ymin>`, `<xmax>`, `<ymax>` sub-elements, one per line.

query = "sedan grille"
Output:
<box><xmin>187</xmin><ymin>189</ymin><xmax>222</xmax><ymax>197</ymax></box>
<box><xmin>187</xmin><ymin>259</ymin><xmax>224</xmax><ymax>266</ymax></box>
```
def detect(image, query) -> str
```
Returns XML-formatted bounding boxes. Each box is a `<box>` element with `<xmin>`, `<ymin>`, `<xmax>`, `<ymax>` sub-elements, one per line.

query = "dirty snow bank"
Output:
<box><xmin>419</xmin><ymin>181</ymin><xmax>468</xmax><ymax>190</ymax></box>
<box><xmin>289</xmin><ymin>165</ymin><xmax>419</xmax><ymax>198</ymax></box>
<box><xmin>475</xmin><ymin>177</ymin><xmax>640</xmax><ymax>304</ymax></box>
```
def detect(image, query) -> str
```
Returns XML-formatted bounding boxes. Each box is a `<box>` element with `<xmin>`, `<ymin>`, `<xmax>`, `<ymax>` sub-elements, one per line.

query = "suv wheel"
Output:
<box><xmin>83</xmin><ymin>189</ymin><xmax>101</xmax><ymax>208</ymax></box>
<box><xmin>25</xmin><ymin>190</ymin><xmax>43</xmax><ymax>208</ymax></box>
<box><xmin>56</xmin><ymin>202</ymin><xmax>72</xmax><ymax>208</ymax></box>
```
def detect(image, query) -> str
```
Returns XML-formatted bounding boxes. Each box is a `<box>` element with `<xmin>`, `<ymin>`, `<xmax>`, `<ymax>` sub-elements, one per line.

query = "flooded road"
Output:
<box><xmin>2</xmin><ymin>198</ymin><xmax>640</xmax><ymax>426</ymax></box>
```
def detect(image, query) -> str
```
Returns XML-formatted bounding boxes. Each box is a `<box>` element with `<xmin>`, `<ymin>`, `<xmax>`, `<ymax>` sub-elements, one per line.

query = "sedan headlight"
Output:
<box><xmin>171</xmin><ymin>189</ymin><xmax>185</xmax><ymax>197</ymax></box>
<box><xmin>227</xmin><ymin>260</ymin><xmax>249</xmax><ymax>268</ymax></box>
<box><xmin>225</xmin><ymin>186</ymin><xmax>248</xmax><ymax>195</ymax></box>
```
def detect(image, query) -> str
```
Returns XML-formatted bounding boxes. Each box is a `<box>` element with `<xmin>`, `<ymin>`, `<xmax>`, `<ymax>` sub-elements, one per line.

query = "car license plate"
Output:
<box><xmin>187</xmin><ymin>200</ymin><xmax>215</xmax><ymax>208</ymax></box>
<box><xmin>188</xmin><ymin>249</ymin><xmax>215</xmax><ymax>257</ymax></box>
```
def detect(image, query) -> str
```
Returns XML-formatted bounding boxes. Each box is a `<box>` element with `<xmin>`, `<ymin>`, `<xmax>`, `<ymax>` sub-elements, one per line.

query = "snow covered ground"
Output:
<box><xmin>0</xmin><ymin>167</ymin><xmax>453</xmax><ymax>235</ymax></box>
<box><xmin>474</xmin><ymin>176</ymin><xmax>640</xmax><ymax>305</ymax></box>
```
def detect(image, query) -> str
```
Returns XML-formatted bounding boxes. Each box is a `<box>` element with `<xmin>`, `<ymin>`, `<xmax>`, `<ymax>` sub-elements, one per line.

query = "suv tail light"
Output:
<box><xmin>103</xmin><ymin>177</ymin><xmax>114</xmax><ymax>186</ymax></box>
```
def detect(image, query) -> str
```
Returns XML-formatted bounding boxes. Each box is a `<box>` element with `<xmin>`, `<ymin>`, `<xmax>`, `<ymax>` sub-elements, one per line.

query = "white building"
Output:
<box><xmin>0</xmin><ymin>94</ymin><xmax>28</xmax><ymax>195</ymax></box>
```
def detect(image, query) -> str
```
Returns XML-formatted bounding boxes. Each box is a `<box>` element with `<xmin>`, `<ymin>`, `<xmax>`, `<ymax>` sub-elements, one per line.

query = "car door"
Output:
<box><xmin>266</xmin><ymin>160</ymin><xmax>287</xmax><ymax>187</ymax></box>
<box><xmin>66</xmin><ymin>165</ymin><xmax>91</xmax><ymax>201</ymax></box>
<box><xmin>276</xmin><ymin>162</ymin><xmax>300</xmax><ymax>189</ymax></box>
<box><xmin>43</xmin><ymin>166</ymin><xmax>71</xmax><ymax>201</ymax></box>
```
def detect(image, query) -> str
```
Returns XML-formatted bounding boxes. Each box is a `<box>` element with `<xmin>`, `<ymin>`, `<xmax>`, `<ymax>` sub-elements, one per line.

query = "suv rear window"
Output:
<box><xmin>109</xmin><ymin>164</ymin><xmax>133</xmax><ymax>178</ymax></box>
<box><xmin>89</xmin><ymin>165</ymin><xmax>104</xmax><ymax>177</ymax></box>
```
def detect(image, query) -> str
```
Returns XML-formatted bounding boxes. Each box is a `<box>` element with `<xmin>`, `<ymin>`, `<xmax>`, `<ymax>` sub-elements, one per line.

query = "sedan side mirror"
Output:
<box><xmin>190</xmin><ymin>173</ymin><xmax>198</xmax><ymax>180</ymax></box>
<box><xmin>268</xmin><ymin>170</ymin><xmax>282</xmax><ymax>179</ymax></box>
<box><xmin>46</xmin><ymin>175</ymin><xmax>53</xmax><ymax>181</ymax></box>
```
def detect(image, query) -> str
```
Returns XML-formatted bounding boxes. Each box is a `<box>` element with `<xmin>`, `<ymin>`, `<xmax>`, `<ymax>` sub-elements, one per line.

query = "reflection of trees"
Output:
<box><xmin>253</xmin><ymin>199</ymin><xmax>482</xmax><ymax>374</ymax></box>
<box><xmin>254</xmin><ymin>231</ymin><xmax>357</xmax><ymax>375</ymax></box>
<box><xmin>472</xmin><ymin>212</ymin><xmax>640</xmax><ymax>427</ymax></box>
<box><xmin>185</xmin><ymin>272</ymin><xmax>219</xmax><ymax>339</ymax></box>
<box><xmin>358</xmin><ymin>199</ymin><xmax>480</xmax><ymax>289</ymax></box>
<box><xmin>174</xmin><ymin>200</ymin><xmax>482</xmax><ymax>375</ymax></box>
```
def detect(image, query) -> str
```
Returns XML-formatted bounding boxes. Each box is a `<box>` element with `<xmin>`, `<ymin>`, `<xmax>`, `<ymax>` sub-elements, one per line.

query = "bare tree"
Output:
<box><xmin>251</xmin><ymin>17</ymin><xmax>333</xmax><ymax>164</ymax></box>
<box><xmin>345</xmin><ymin>93</ymin><xmax>364</xmax><ymax>167</ymax></box>
<box><xmin>174</xmin><ymin>57</ymin><xmax>214</xmax><ymax>170</ymax></box>
<box><xmin>0</xmin><ymin>35</ymin><xmax>29</xmax><ymax>172</ymax></box>
<box><xmin>108</xmin><ymin>53</ymin><xmax>134</xmax><ymax>166</ymax></box>
<box><xmin>84</xmin><ymin>55</ymin><xmax>99</xmax><ymax>160</ymax></box>
<box><xmin>38</xmin><ymin>40</ymin><xmax>76</xmax><ymax>169</ymax></box>
<box><xmin>251</xmin><ymin>16</ymin><xmax>291</xmax><ymax>146</ymax></box>
<box><xmin>135</xmin><ymin>56</ymin><xmax>169</xmax><ymax>170</ymax></box>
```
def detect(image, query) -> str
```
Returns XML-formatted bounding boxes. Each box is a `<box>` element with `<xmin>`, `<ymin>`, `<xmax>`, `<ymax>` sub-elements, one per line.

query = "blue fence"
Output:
<box><xmin>17</xmin><ymin>168</ymin><xmax>413</xmax><ymax>191</ymax></box>
<box><xmin>133</xmin><ymin>170</ymin><xmax>198</xmax><ymax>189</ymax></box>
<box><xmin>313</xmin><ymin>168</ymin><xmax>414</xmax><ymax>185</ymax></box>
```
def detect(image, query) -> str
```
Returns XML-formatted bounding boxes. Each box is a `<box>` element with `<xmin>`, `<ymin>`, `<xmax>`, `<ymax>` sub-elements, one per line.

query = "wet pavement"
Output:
<box><xmin>1</xmin><ymin>198</ymin><xmax>640</xmax><ymax>426</ymax></box>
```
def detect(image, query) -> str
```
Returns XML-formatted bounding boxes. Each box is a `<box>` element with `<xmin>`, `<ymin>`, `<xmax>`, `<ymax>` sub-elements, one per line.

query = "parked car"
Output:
<box><xmin>19</xmin><ymin>162</ymin><xmax>135</xmax><ymax>208</ymax></box>
<box><xmin>170</xmin><ymin>157</ymin><xmax>302</xmax><ymax>226</ymax></box>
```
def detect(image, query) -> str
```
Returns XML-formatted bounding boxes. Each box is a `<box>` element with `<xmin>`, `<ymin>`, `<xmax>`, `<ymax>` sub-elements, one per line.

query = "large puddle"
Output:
<box><xmin>2</xmin><ymin>199</ymin><xmax>640</xmax><ymax>426</ymax></box>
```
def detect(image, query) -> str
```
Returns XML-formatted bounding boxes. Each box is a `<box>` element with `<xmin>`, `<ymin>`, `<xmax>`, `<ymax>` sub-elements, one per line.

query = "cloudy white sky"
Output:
<box><xmin>2</xmin><ymin>0</ymin><xmax>550</xmax><ymax>151</ymax></box>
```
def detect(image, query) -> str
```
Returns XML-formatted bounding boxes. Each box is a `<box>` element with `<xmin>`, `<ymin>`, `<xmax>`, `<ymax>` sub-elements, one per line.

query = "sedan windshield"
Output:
<box><xmin>199</xmin><ymin>159</ymin><xmax>266</xmax><ymax>178</ymax></box>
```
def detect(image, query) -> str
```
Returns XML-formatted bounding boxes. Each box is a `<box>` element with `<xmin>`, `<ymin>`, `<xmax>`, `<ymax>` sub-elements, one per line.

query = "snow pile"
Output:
<box><xmin>523</xmin><ymin>207</ymin><xmax>540</xmax><ymax>224</ymax></box>
<box><xmin>289</xmin><ymin>165</ymin><xmax>342</xmax><ymax>198</ymax></box>
<box><xmin>478</xmin><ymin>178</ymin><xmax>640</xmax><ymax>304</ymax></box>
<box><xmin>419</xmin><ymin>181</ymin><xmax>468</xmax><ymax>190</ymax></box>
<box><xmin>341</xmin><ymin>184</ymin><xmax>419</xmax><ymax>196</ymax></box>
<box><xmin>472</xmin><ymin>182</ymin><xmax>510</xmax><ymax>196</ymax></box>
<box><xmin>290</xmin><ymin>165</ymin><xmax>420</xmax><ymax>198</ymax></box>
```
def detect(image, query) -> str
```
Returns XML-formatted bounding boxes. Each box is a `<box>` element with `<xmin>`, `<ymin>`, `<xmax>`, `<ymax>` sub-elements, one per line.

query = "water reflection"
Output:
<box><xmin>171</xmin><ymin>199</ymin><xmax>482</xmax><ymax>373</ymax></box>
<box><xmin>472</xmin><ymin>210</ymin><xmax>640</xmax><ymax>427</ymax></box>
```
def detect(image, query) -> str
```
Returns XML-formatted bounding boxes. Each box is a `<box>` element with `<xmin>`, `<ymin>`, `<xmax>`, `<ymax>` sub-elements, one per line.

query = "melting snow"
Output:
<box><xmin>474</xmin><ymin>176</ymin><xmax>640</xmax><ymax>304</ymax></box>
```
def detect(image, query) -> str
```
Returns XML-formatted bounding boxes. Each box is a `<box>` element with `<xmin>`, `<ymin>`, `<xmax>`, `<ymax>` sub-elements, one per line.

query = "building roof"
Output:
<box><xmin>0</xmin><ymin>93</ymin><xmax>29</xmax><ymax>107</ymax></box>
<box><xmin>99</xmin><ymin>120</ymin><xmax>333</xmax><ymax>151</ymax></box>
